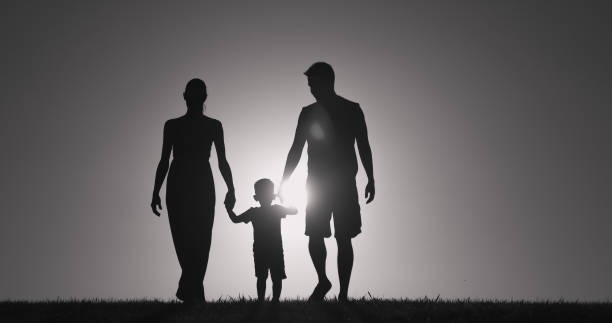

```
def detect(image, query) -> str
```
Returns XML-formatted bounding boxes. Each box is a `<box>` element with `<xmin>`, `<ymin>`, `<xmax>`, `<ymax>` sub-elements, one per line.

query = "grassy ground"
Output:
<box><xmin>1</xmin><ymin>298</ymin><xmax>611</xmax><ymax>323</ymax></box>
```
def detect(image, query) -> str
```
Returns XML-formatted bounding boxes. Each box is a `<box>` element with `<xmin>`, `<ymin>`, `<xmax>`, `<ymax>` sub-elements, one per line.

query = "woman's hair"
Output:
<box><xmin>184</xmin><ymin>78</ymin><xmax>207</xmax><ymax>103</ymax></box>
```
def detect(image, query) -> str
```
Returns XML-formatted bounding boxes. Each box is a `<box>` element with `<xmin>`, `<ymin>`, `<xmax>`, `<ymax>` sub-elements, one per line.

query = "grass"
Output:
<box><xmin>1</xmin><ymin>297</ymin><xmax>611</xmax><ymax>323</ymax></box>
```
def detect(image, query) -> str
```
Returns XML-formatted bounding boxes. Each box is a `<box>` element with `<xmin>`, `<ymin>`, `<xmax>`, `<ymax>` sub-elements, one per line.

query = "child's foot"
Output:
<box><xmin>308</xmin><ymin>279</ymin><xmax>332</xmax><ymax>302</ymax></box>
<box><xmin>271</xmin><ymin>298</ymin><xmax>280</xmax><ymax>306</ymax></box>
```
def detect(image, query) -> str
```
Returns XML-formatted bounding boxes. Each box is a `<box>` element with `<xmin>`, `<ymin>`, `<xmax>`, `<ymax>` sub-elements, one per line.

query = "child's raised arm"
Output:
<box><xmin>225</xmin><ymin>205</ymin><xmax>242</xmax><ymax>223</ymax></box>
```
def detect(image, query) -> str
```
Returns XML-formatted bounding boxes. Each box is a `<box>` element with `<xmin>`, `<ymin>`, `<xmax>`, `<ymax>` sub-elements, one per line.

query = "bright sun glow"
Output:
<box><xmin>276</xmin><ymin>164</ymin><xmax>309</xmax><ymax>243</ymax></box>
<box><xmin>279</xmin><ymin>170</ymin><xmax>308</xmax><ymax>212</ymax></box>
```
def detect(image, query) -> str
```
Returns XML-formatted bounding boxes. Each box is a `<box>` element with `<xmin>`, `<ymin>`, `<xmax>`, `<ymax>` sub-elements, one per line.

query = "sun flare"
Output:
<box><xmin>279</xmin><ymin>171</ymin><xmax>308</xmax><ymax>212</ymax></box>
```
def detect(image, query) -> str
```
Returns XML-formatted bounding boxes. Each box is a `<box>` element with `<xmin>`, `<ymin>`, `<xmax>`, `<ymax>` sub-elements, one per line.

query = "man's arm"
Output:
<box><xmin>281</xmin><ymin>109</ymin><xmax>307</xmax><ymax>185</ymax></box>
<box><xmin>355</xmin><ymin>105</ymin><xmax>375</xmax><ymax>203</ymax></box>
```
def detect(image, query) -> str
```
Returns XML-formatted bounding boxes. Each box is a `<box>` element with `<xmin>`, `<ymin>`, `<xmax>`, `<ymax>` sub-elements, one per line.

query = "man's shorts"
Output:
<box><xmin>253</xmin><ymin>248</ymin><xmax>286</xmax><ymax>280</ymax></box>
<box><xmin>305</xmin><ymin>175</ymin><xmax>362</xmax><ymax>238</ymax></box>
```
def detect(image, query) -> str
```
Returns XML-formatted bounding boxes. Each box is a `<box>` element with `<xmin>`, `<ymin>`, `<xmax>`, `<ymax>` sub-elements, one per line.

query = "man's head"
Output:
<box><xmin>183</xmin><ymin>78</ymin><xmax>208</xmax><ymax>107</ymax></box>
<box><xmin>253</xmin><ymin>178</ymin><xmax>275</xmax><ymax>206</ymax></box>
<box><xmin>304</xmin><ymin>62</ymin><xmax>335</xmax><ymax>101</ymax></box>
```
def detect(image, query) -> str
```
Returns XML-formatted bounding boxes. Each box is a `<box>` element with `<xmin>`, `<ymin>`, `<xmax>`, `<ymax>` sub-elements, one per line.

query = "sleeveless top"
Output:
<box><xmin>169</xmin><ymin>115</ymin><xmax>217</xmax><ymax>165</ymax></box>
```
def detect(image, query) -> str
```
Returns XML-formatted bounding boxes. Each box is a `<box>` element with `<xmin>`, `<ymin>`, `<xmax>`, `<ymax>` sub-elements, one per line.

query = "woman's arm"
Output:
<box><xmin>151</xmin><ymin>121</ymin><xmax>172</xmax><ymax>216</ymax></box>
<box><xmin>213</xmin><ymin>120</ymin><xmax>236</xmax><ymax>209</ymax></box>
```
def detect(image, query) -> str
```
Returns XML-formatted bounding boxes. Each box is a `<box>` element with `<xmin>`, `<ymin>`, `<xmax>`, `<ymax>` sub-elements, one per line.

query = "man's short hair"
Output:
<box><xmin>304</xmin><ymin>62</ymin><xmax>335</xmax><ymax>84</ymax></box>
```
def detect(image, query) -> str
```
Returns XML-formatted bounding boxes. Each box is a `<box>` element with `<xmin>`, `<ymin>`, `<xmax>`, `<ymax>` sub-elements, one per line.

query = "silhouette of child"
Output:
<box><xmin>226</xmin><ymin>178</ymin><xmax>297</xmax><ymax>303</ymax></box>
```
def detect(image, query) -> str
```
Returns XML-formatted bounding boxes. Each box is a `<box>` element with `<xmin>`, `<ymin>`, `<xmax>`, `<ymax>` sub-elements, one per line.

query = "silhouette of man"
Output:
<box><xmin>281</xmin><ymin>62</ymin><xmax>375</xmax><ymax>302</ymax></box>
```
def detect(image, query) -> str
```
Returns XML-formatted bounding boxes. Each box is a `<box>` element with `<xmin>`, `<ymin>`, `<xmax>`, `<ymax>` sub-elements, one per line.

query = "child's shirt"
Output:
<box><xmin>235</xmin><ymin>205</ymin><xmax>294</xmax><ymax>254</ymax></box>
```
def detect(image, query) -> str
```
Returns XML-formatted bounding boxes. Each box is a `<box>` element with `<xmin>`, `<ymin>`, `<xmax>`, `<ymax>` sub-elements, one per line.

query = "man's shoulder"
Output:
<box><xmin>297</xmin><ymin>103</ymin><xmax>319</xmax><ymax>123</ymax></box>
<box><xmin>301</xmin><ymin>102</ymin><xmax>318</xmax><ymax>113</ymax></box>
<box><xmin>336</xmin><ymin>96</ymin><xmax>362</xmax><ymax>116</ymax></box>
<box><xmin>302</xmin><ymin>97</ymin><xmax>360</xmax><ymax>109</ymax></box>
<box><xmin>336</xmin><ymin>95</ymin><xmax>359</xmax><ymax>107</ymax></box>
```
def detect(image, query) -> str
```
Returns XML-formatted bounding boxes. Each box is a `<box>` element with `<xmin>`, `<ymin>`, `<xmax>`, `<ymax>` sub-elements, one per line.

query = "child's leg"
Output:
<box><xmin>272</xmin><ymin>278</ymin><xmax>282</xmax><ymax>301</ymax></box>
<box><xmin>256</xmin><ymin>277</ymin><xmax>266</xmax><ymax>302</ymax></box>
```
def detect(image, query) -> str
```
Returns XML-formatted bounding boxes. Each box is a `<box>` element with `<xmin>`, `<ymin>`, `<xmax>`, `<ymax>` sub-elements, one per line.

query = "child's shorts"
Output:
<box><xmin>253</xmin><ymin>248</ymin><xmax>286</xmax><ymax>280</ymax></box>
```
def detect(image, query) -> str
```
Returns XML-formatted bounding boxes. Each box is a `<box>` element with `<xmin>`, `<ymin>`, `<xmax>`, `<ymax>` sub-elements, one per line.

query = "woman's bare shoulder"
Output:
<box><xmin>203</xmin><ymin>115</ymin><xmax>223</xmax><ymax>129</ymax></box>
<box><xmin>164</xmin><ymin>117</ymin><xmax>183</xmax><ymax>129</ymax></box>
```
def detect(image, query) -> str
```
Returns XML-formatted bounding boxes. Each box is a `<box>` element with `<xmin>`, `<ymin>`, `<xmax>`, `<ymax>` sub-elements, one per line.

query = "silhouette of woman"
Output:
<box><xmin>151</xmin><ymin>78</ymin><xmax>235</xmax><ymax>303</ymax></box>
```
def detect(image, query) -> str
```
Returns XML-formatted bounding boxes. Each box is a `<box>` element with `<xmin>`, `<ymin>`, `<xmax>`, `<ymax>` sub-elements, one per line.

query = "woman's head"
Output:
<box><xmin>183</xmin><ymin>78</ymin><xmax>208</xmax><ymax>107</ymax></box>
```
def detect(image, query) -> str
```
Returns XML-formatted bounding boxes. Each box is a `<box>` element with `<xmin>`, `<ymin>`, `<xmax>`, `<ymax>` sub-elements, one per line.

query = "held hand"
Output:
<box><xmin>151</xmin><ymin>194</ymin><xmax>162</xmax><ymax>216</ymax></box>
<box><xmin>224</xmin><ymin>190</ymin><xmax>236</xmax><ymax>209</ymax></box>
<box><xmin>276</xmin><ymin>181</ymin><xmax>285</xmax><ymax>203</ymax></box>
<box><xmin>224</xmin><ymin>200</ymin><xmax>233</xmax><ymax>212</ymax></box>
<box><xmin>365</xmin><ymin>180</ymin><xmax>375</xmax><ymax>204</ymax></box>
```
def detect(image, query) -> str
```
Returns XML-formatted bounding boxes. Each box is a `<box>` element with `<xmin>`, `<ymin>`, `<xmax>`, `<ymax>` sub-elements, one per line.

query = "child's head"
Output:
<box><xmin>253</xmin><ymin>178</ymin><xmax>275</xmax><ymax>206</ymax></box>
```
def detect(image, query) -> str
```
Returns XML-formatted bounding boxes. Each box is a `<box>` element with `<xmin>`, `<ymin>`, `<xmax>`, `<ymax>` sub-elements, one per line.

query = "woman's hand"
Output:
<box><xmin>151</xmin><ymin>194</ymin><xmax>162</xmax><ymax>216</ymax></box>
<box><xmin>365</xmin><ymin>180</ymin><xmax>375</xmax><ymax>204</ymax></box>
<box><xmin>224</xmin><ymin>190</ymin><xmax>236</xmax><ymax>210</ymax></box>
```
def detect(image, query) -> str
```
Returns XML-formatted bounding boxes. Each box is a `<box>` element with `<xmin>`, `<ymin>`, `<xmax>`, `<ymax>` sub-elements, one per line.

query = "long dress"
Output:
<box><xmin>165</xmin><ymin>115</ymin><xmax>217</xmax><ymax>301</ymax></box>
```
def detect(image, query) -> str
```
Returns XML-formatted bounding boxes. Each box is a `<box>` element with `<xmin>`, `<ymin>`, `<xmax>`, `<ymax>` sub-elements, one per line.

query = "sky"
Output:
<box><xmin>1</xmin><ymin>1</ymin><xmax>611</xmax><ymax>301</ymax></box>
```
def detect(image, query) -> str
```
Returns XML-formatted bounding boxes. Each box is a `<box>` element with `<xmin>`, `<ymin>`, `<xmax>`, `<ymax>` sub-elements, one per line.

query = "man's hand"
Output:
<box><xmin>224</xmin><ymin>190</ymin><xmax>236</xmax><ymax>210</ymax></box>
<box><xmin>151</xmin><ymin>194</ymin><xmax>162</xmax><ymax>216</ymax></box>
<box><xmin>365</xmin><ymin>180</ymin><xmax>375</xmax><ymax>204</ymax></box>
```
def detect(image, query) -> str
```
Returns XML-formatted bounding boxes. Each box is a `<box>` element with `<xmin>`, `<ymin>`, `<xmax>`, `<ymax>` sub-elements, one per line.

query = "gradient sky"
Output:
<box><xmin>1</xmin><ymin>1</ymin><xmax>611</xmax><ymax>301</ymax></box>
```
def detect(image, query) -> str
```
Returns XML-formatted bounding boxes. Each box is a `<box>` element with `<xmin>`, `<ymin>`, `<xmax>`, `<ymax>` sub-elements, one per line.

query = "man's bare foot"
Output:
<box><xmin>308</xmin><ymin>279</ymin><xmax>332</xmax><ymax>302</ymax></box>
<box><xmin>176</xmin><ymin>290</ymin><xmax>206</xmax><ymax>306</ymax></box>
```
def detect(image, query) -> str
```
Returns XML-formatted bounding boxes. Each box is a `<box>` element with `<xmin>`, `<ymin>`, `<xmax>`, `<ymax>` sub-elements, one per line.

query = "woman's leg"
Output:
<box><xmin>167</xmin><ymin>201</ymin><xmax>193</xmax><ymax>301</ymax></box>
<box><xmin>168</xmin><ymin>197</ymin><xmax>212</xmax><ymax>302</ymax></box>
<box><xmin>194</xmin><ymin>213</ymin><xmax>214</xmax><ymax>301</ymax></box>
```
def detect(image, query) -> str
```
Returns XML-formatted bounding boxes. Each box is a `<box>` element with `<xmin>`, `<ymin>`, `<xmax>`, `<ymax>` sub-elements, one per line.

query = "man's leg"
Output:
<box><xmin>308</xmin><ymin>236</ymin><xmax>332</xmax><ymax>300</ymax></box>
<box><xmin>271</xmin><ymin>278</ymin><xmax>282</xmax><ymax>302</ymax></box>
<box><xmin>336</xmin><ymin>237</ymin><xmax>354</xmax><ymax>301</ymax></box>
